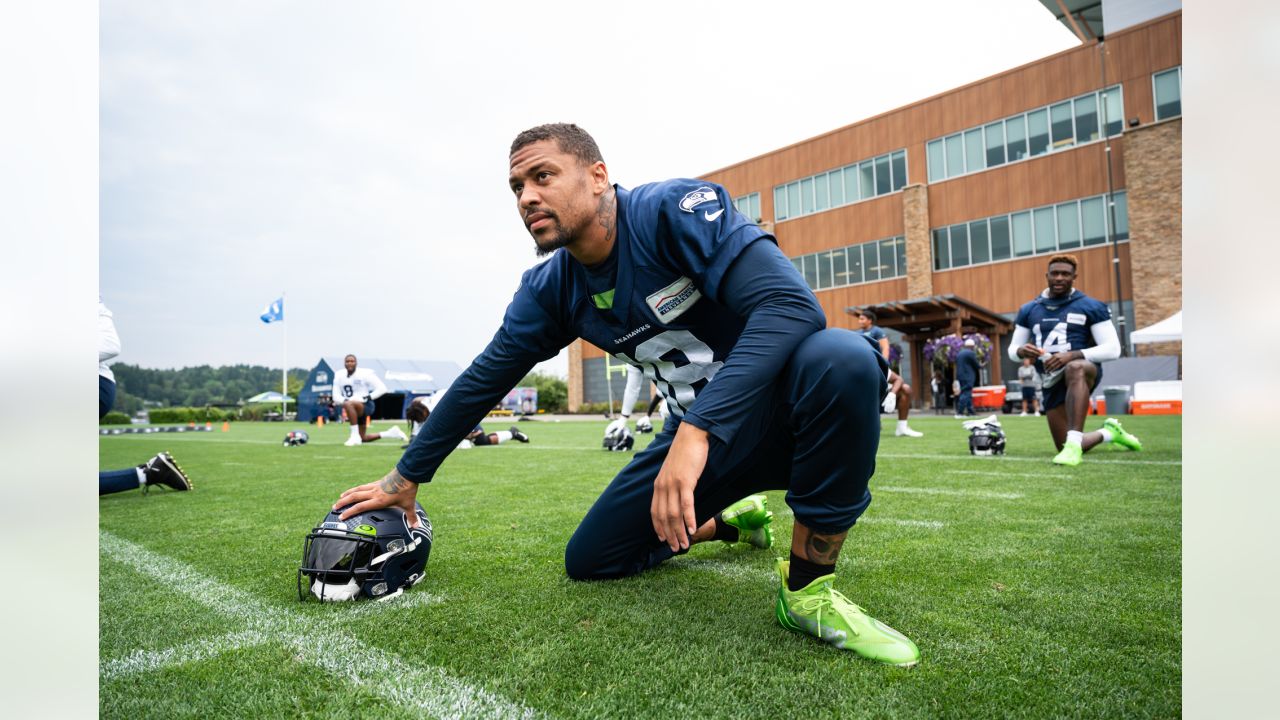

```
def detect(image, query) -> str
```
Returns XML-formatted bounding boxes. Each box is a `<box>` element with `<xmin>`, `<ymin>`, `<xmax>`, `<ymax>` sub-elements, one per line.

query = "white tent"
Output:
<box><xmin>1131</xmin><ymin>310</ymin><xmax>1182</xmax><ymax>344</ymax></box>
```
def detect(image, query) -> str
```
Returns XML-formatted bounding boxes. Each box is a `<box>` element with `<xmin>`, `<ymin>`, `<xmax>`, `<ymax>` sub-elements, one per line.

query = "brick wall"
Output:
<box><xmin>903</xmin><ymin>184</ymin><xmax>933</xmax><ymax>298</ymax></box>
<box><xmin>1122</xmin><ymin>118</ymin><xmax>1182</xmax><ymax>368</ymax></box>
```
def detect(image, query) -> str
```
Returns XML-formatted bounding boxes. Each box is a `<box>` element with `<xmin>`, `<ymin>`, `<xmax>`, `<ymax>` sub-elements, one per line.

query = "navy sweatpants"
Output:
<box><xmin>565</xmin><ymin>329</ymin><xmax>887</xmax><ymax>580</ymax></box>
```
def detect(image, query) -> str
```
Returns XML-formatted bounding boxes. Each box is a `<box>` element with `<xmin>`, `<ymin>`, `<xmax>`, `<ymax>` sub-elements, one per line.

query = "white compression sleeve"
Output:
<box><xmin>1008</xmin><ymin>325</ymin><xmax>1031</xmax><ymax>362</ymax></box>
<box><xmin>1081</xmin><ymin>320</ymin><xmax>1121</xmax><ymax>362</ymax></box>
<box><xmin>620</xmin><ymin>365</ymin><xmax>642</xmax><ymax>417</ymax></box>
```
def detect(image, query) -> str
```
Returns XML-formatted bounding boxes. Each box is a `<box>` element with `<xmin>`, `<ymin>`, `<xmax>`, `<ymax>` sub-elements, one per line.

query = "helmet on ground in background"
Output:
<box><xmin>603</xmin><ymin>425</ymin><xmax>635</xmax><ymax>452</ymax></box>
<box><xmin>283</xmin><ymin>430</ymin><xmax>309</xmax><ymax>446</ymax></box>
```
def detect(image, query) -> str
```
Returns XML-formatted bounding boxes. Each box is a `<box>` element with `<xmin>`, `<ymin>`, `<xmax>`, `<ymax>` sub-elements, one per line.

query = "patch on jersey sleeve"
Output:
<box><xmin>678</xmin><ymin>187</ymin><xmax>719</xmax><ymax>213</ymax></box>
<box><xmin>1066</xmin><ymin>312</ymin><xmax>1088</xmax><ymax>325</ymax></box>
<box><xmin>646</xmin><ymin>277</ymin><xmax>703</xmax><ymax>323</ymax></box>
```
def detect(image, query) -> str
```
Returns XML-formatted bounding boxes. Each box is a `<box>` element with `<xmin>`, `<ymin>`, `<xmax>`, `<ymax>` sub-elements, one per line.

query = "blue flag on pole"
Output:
<box><xmin>260</xmin><ymin>297</ymin><xmax>284</xmax><ymax>324</ymax></box>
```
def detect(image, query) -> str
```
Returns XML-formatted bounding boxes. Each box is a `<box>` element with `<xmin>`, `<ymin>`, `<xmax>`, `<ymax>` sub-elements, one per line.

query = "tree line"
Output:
<box><xmin>109</xmin><ymin>363</ymin><xmax>309</xmax><ymax>415</ymax></box>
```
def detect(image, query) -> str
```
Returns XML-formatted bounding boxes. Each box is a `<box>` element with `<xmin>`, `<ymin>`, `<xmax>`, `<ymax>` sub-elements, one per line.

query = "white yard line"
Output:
<box><xmin>100</xmin><ymin>532</ymin><xmax>544</xmax><ymax>720</ymax></box>
<box><xmin>948</xmin><ymin>470</ymin><xmax>1069</xmax><ymax>480</ymax></box>
<box><xmin>99</xmin><ymin>630</ymin><xmax>273</xmax><ymax>681</ymax></box>
<box><xmin>877</xmin><ymin>452</ymin><xmax>1180</xmax><ymax>467</ymax></box>
<box><xmin>875</xmin><ymin>485</ymin><xmax>1024</xmax><ymax>500</ymax></box>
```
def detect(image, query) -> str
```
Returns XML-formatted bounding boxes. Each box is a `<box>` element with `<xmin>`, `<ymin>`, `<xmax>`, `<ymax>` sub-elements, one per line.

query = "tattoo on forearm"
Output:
<box><xmin>803</xmin><ymin>533</ymin><xmax>846</xmax><ymax>564</ymax></box>
<box><xmin>379</xmin><ymin>470</ymin><xmax>410</xmax><ymax>494</ymax></box>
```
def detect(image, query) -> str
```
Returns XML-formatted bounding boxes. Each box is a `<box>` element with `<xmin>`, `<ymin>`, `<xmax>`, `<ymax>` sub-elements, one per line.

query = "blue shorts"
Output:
<box><xmin>99</xmin><ymin>376</ymin><xmax>116</xmax><ymax>419</ymax></box>
<box><xmin>564</xmin><ymin>329</ymin><xmax>886</xmax><ymax>581</ymax></box>
<box><xmin>355</xmin><ymin>398</ymin><xmax>376</xmax><ymax>421</ymax></box>
<box><xmin>1020</xmin><ymin>386</ymin><xmax>1037</xmax><ymax>401</ymax></box>
<box><xmin>1041</xmin><ymin>362</ymin><xmax>1102</xmax><ymax>411</ymax></box>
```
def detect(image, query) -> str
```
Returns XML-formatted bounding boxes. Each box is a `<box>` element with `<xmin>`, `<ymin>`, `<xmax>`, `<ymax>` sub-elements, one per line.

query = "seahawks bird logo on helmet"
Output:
<box><xmin>967</xmin><ymin>422</ymin><xmax>1007</xmax><ymax>456</ymax></box>
<box><xmin>603</xmin><ymin>425</ymin><xmax>635</xmax><ymax>452</ymax></box>
<box><xmin>298</xmin><ymin>502</ymin><xmax>432</xmax><ymax>602</ymax></box>
<box><xmin>283</xmin><ymin>430</ymin><xmax>309</xmax><ymax>446</ymax></box>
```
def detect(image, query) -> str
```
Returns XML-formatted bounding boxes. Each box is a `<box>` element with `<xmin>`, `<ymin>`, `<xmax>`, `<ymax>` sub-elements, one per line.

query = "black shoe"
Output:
<box><xmin>139</xmin><ymin>452</ymin><xmax>192</xmax><ymax>493</ymax></box>
<box><xmin>509</xmin><ymin>426</ymin><xmax>530</xmax><ymax>443</ymax></box>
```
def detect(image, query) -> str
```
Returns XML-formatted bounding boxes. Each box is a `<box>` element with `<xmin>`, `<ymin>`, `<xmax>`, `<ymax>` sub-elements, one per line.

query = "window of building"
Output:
<box><xmin>802</xmin><ymin>254</ymin><xmax>818</xmax><ymax>289</ymax></box>
<box><xmin>892</xmin><ymin>151</ymin><xmax>908</xmax><ymax>190</ymax></box>
<box><xmin>1074</xmin><ymin>94</ymin><xmax>1098</xmax><ymax>144</ymax></box>
<box><xmin>970</xmin><ymin>219</ymin><xmax>990</xmax><ymax>264</ymax></box>
<box><xmin>927</xmin><ymin>140</ymin><xmax>945</xmax><ymax>183</ymax></box>
<box><xmin>772</xmin><ymin>149</ymin><xmax>909</xmax><ymax>223</ymax></box>
<box><xmin>929</xmin><ymin>191</ymin><xmax>1127</xmax><ymax>272</ymax></box>
<box><xmin>1012</xmin><ymin>211</ymin><xmax>1033</xmax><ymax>257</ymax></box>
<box><xmin>879</xmin><ymin>237</ymin><xmax>898</xmax><ymax>276</ymax></box>
<box><xmin>816</xmin><ymin>249</ymin><xmax>833</xmax><ymax>289</ymax></box>
<box><xmin>925</xmin><ymin>86</ymin><xmax>1122</xmax><ymax>182</ymax></box>
<box><xmin>895</xmin><ymin>236</ymin><xmax>907</xmax><ymax>276</ymax></box>
<box><xmin>733</xmin><ymin>192</ymin><xmax>761</xmax><ymax>223</ymax></box>
<box><xmin>848</xmin><ymin>245</ymin><xmax>865</xmax><ymax>283</ymax></box>
<box><xmin>990</xmin><ymin>215</ymin><xmax>1011</xmax><ymax>260</ymax></box>
<box><xmin>787</xmin><ymin>235</ymin><xmax>909</xmax><ymax>292</ymax></box>
<box><xmin>832</xmin><ymin>248</ymin><xmax>849</xmax><ymax>285</ymax></box>
<box><xmin>985</xmin><ymin>122</ymin><xmax>1005</xmax><ymax>168</ymax></box>
<box><xmin>864</xmin><ymin>241</ymin><xmax>881</xmax><ymax>281</ymax></box>
<box><xmin>1056</xmin><ymin>201</ymin><xmax>1081</xmax><ymax>249</ymax></box>
<box><xmin>1154</xmin><ymin>66</ymin><xmax>1181</xmax><ymax>120</ymax></box>
<box><xmin>1005</xmin><ymin>115</ymin><xmax>1028</xmax><ymax>162</ymax></box>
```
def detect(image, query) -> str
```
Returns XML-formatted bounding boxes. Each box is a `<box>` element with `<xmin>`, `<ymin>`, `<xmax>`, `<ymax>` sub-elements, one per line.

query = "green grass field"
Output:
<box><xmin>99</xmin><ymin>413</ymin><xmax>1181</xmax><ymax>719</ymax></box>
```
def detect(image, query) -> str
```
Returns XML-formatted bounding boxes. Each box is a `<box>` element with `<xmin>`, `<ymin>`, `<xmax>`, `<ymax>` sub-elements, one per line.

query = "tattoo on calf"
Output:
<box><xmin>378</xmin><ymin>471</ymin><xmax>409</xmax><ymax>495</ymax></box>
<box><xmin>803</xmin><ymin>533</ymin><xmax>846</xmax><ymax>564</ymax></box>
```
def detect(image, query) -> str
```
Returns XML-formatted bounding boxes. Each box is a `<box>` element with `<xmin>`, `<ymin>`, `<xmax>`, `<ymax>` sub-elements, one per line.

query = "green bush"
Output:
<box><xmin>100</xmin><ymin>411</ymin><xmax>132</xmax><ymax>425</ymax></box>
<box><xmin>519</xmin><ymin>372</ymin><xmax>568</xmax><ymax>413</ymax></box>
<box><xmin>147</xmin><ymin>407</ymin><xmax>233</xmax><ymax>423</ymax></box>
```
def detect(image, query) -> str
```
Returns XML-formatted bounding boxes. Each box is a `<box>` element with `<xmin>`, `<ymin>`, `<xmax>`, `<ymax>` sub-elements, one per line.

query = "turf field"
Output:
<box><xmin>99</xmin><ymin>413</ymin><xmax>1181</xmax><ymax>719</ymax></box>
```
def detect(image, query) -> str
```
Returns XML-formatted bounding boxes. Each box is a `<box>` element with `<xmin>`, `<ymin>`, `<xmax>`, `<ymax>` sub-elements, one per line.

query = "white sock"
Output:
<box><xmin>897</xmin><ymin>420</ymin><xmax>909</xmax><ymax>431</ymax></box>
<box><xmin>135</xmin><ymin>468</ymin><xmax>146</xmax><ymax>487</ymax></box>
<box><xmin>411</xmin><ymin>422</ymin><xmax>422</xmax><ymax>437</ymax></box>
<box><xmin>1066</xmin><ymin>430</ymin><xmax>1084</xmax><ymax>446</ymax></box>
<box><xmin>494</xmin><ymin>431</ymin><xmax>512</xmax><ymax>444</ymax></box>
<box><xmin>350</xmin><ymin>426</ymin><xmax>360</xmax><ymax>438</ymax></box>
<box><xmin>1097</xmin><ymin>428</ymin><xmax>1114</xmax><ymax>443</ymax></box>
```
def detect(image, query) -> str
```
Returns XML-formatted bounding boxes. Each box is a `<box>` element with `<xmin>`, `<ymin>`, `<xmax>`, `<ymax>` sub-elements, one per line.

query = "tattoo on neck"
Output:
<box><xmin>803</xmin><ymin>533</ymin><xmax>846</xmax><ymax>564</ymax></box>
<box><xmin>379</xmin><ymin>471</ymin><xmax>409</xmax><ymax>495</ymax></box>
<box><xmin>595</xmin><ymin>189</ymin><xmax>616</xmax><ymax>244</ymax></box>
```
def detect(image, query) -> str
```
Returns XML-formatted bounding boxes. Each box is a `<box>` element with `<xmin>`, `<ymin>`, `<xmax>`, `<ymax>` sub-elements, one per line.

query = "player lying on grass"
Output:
<box><xmin>333</xmin><ymin>123</ymin><xmax>919</xmax><ymax>666</ymax></box>
<box><xmin>335</xmin><ymin>354</ymin><xmax>407</xmax><ymax>446</ymax></box>
<box><xmin>1008</xmin><ymin>254</ymin><xmax>1142</xmax><ymax>466</ymax></box>
<box><xmin>404</xmin><ymin>395</ymin><xmax>528</xmax><ymax>449</ymax></box>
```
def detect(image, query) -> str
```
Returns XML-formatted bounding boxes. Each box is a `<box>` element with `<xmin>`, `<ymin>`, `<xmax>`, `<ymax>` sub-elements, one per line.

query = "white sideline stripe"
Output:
<box><xmin>949</xmin><ymin>470</ymin><xmax>1069</xmax><ymax>480</ymax></box>
<box><xmin>100</xmin><ymin>630</ymin><xmax>272</xmax><ymax>681</ymax></box>
<box><xmin>876</xmin><ymin>485</ymin><xmax>1023</xmax><ymax>500</ymax></box>
<box><xmin>878</xmin><ymin>452</ymin><xmax>1180</xmax><ymax>467</ymax></box>
<box><xmin>100</xmin><ymin>532</ymin><xmax>544</xmax><ymax>720</ymax></box>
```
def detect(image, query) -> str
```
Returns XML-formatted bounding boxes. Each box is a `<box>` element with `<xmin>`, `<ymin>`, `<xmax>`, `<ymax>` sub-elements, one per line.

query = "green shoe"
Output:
<box><xmin>1052</xmin><ymin>441</ymin><xmax>1084</xmax><ymax>466</ymax></box>
<box><xmin>1103</xmin><ymin>417</ymin><xmax>1142</xmax><ymax>451</ymax></box>
<box><xmin>719</xmin><ymin>494</ymin><xmax>773</xmax><ymax>549</ymax></box>
<box><xmin>775</xmin><ymin>560</ymin><xmax>920</xmax><ymax>666</ymax></box>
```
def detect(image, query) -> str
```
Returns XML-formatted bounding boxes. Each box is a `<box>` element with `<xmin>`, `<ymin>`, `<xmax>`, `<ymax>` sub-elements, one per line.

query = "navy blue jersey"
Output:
<box><xmin>857</xmin><ymin>326</ymin><xmax>887</xmax><ymax>343</ymax></box>
<box><xmin>399</xmin><ymin>179</ymin><xmax>826</xmax><ymax>483</ymax></box>
<box><xmin>1014</xmin><ymin>289</ymin><xmax>1111</xmax><ymax>376</ymax></box>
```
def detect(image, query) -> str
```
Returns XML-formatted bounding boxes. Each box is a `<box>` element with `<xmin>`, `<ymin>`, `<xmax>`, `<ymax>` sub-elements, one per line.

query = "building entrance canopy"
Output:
<box><xmin>846</xmin><ymin>295</ymin><xmax>1016</xmax><ymax>394</ymax></box>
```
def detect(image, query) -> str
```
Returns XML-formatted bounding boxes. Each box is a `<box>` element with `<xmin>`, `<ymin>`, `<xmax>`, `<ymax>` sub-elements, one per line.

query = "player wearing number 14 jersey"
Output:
<box><xmin>1008</xmin><ymin>255</ymin><xmax>1142</xmax><ymax>466</ymax></box>
<box><xmin>332</xmin><ymin>123</ymin><xmax>920</xmax><ymax>666</ymax></box>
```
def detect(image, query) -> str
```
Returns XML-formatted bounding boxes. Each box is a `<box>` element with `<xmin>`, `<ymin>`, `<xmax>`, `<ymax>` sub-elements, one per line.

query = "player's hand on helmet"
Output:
<box><xmin>605</xmin><ymin>416</ymin><xmax>628</xmax><ymax>437</ymax></box>
<box><xmin>336</xmin><ymin>469</ymin><xmax>422</xmax><ymax>528</ymax></box>
<box><xmin>651</xmin><ymin>423</ymin><xmax>709</xmax><ymax>553</ymax></box>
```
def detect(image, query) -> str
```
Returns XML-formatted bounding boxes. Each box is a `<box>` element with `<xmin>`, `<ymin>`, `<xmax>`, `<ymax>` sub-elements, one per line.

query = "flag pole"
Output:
<box><xmin>281</xmin><ymin>291</ymin><xmax>287</xmax><ymax>420</ymax></box>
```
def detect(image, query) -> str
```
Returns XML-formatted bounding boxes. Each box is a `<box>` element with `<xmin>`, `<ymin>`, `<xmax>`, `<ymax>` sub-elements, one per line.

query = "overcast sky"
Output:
<box><xmin>100</xmin><ymin>0</ymin><xmax>1076</xmax><ymax>376</ymax></box>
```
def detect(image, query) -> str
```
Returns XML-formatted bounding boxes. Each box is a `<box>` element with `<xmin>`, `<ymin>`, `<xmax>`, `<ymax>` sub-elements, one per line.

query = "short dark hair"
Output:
<box><xmin>859</xmin><ymin>308</ymin><xmax>877</xmax><ymax>323</ymax></box>
<box><xmin>1047</xmin><ymin>254</ymin><xmax>1078</xmax><ymax>271</ymax></box>
<box><xmin>510</xmin><ymin>123</ymin><xmax>604</xmax><ymax>167</ymax></box>
<box><xmin>344</xmin><ymin>354</ymin><xmax>356</xmax><ymax>361</ymax></box>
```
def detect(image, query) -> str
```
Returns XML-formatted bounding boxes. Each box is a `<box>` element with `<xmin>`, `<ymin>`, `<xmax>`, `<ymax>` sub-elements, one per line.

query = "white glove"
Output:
<box><xmin>605</xmin><ymin>417</ymin><xmax>628</xmax><ymax>437</ymax></box>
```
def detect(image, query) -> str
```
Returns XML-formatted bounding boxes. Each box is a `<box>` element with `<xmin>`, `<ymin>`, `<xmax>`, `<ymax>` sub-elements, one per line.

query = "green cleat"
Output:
<box><xmin>1103</xmin><ymin>417</ymin><xmax>1142</xmax><ymax>451</ymax></box>
<box><xmin>719</xmin><ymin>494</ymin><xmax>773</xmax><ymax>549</ymax></box>
<box><xmin>775</xmin><ymin>560</ymin><xmax>920</xmax><ymax>666</ymax></box>
<box><xmin>1052</xmin><ymin>441</ymin><xmax>1084</xmax><ymax>466</ymax></box>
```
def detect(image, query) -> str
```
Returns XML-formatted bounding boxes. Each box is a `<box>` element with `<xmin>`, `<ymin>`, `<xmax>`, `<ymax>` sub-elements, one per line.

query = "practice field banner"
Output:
<box><xmin>500</xmin><ymin>387</ymin><xmax>537</xmax><ymax>415</ymax></box>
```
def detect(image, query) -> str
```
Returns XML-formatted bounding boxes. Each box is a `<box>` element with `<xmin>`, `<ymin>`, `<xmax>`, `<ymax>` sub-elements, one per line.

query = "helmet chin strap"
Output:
<box><xmin>311</xmin><ymin>577</ymin><xmax>361</xmax><ymax>602</ymax></box>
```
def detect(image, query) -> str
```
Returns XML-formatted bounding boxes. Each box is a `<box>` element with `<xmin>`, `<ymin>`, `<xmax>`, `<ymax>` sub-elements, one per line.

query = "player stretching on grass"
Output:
<box><xmin>335</xmin><ymin>354</ymin><xmax>407</xmax><ymax>446</ymax></box>
<box><xmin>335</xmin><ymin>123</ymin><xmax>919</xmax><ymax>665</ymax></box>
<box><xmin>1008</xmin><ymin>254</ymin><xmax>1142</xmax><ymax>466</ymax></box>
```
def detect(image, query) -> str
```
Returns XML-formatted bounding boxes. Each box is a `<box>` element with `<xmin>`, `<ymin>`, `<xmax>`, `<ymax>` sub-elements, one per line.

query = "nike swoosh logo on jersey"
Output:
<box><xmin>703</xmin><ymin>209</ymin><xmax>724</xmax><ymax>222</ymax></box>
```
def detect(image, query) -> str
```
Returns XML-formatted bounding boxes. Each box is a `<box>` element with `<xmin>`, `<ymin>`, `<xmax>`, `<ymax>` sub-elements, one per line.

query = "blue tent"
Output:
<box><xmin>297</xmin><ymin>357</ymin><xmax>464</xmax><ymax>421</ymax></box>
